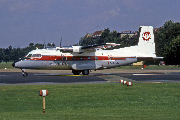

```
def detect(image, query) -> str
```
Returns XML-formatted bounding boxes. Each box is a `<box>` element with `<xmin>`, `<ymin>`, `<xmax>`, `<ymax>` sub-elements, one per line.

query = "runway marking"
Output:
<box><xmin>133</xmin><ymin>74</ymin><xmax>162</xmax><ymax>76</ymax></box>
<box><xmin>53</xmin><ymin>75</ymin><xmax>84</xmax><ymax>76</ymax></box>
<box><xmin>34</xmin><ymin>74</ymin><xmax>91</xmax><ymax>76</ymax></box>
<box><xmin>0</xmin><ymin>75</ymin><xmax>7</xmax><ymax>76</ymax></box>
<box><xmin>142</xmin><ymin>81</ymin><xmax>162</xmax><ymax>83</ymax></box>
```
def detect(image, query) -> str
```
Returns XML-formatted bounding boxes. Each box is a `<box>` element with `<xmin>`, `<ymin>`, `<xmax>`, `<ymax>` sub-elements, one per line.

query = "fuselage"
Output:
<box><xmin>14</xmin><ymin>47</ymin><xmax>138</xmax><ymax>70</ymax></box>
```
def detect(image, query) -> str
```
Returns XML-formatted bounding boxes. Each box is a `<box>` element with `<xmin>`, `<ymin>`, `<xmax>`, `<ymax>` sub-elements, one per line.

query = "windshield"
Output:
<box><xmin>25</xmin><ymin>54</ymin><xmax>41</xmax><ymax>58</ymax></box>
<box><xmin>27</xmin><ymin>54</ymin><xmax>32</xmax><ymax>58</ymax></box>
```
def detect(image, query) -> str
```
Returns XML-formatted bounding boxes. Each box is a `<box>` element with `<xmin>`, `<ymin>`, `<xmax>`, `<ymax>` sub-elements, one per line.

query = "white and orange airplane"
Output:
<box><xmin>13</xmin><ymin>26</ymin><xmax>163</xmax><ymax>76</ymax></box>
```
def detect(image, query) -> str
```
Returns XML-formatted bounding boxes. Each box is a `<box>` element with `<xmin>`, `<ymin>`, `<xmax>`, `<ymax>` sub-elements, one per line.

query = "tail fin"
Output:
<box><xmin>118</xmin><ymin>26</ymin><xmax>163</xmax><ymax>59</ymax></box>
<box><xmin>137</xmin><ymin>26</ymin><xmax>156</xmax><ymax>57</ymax></box>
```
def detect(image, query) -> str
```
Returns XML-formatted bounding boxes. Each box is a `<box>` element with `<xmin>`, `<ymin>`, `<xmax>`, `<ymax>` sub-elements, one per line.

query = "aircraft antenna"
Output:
<box><xmin>60</xmin><ymin>37</ymin><xmax>62</xmax><ymax>48</ymax></box>
<box><xmin>43</xmin><ymin>37</ymin><xmax>46</xmax><ymax>49</ymax></box>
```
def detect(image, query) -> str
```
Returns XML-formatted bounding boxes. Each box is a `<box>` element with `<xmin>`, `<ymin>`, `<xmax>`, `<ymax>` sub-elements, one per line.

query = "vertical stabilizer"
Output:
<box><xmin>137</xmin><ymin>26</ymin><xmax>156</xmax><ymax>57</ymax></box>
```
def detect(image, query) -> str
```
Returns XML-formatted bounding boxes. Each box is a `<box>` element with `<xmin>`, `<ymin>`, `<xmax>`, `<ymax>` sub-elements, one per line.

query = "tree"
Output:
<box><xmin>11</xmin><ymin>48</ymin><xmax>24</xmax><ymax>62</ymax></box>
<box><xmin>99</xmin><ymin>28</ymin><xmax>110</xmax><ymax>43</ymax></box>
<box><xmin>34</xmin><ymin>43</ymin><xmax>44</xmax><ymax>49</ymax></box>
<box><xmin>79</xmin><ymin>36</ymin><xmax>94</xmax><ymax>46</ymax></box>
<box><xmin>4</xmin><ymin>55</ymin><xmax>10</xmax><ymax>63</ymax></box>
<box><xmin>163</xmin><ymin>36</ymin><xmax>180</xmax><ymax>64</ymax></box>
<box><xmin>47</xmin><ymin>43</ymin><xmax>55</xmax><ymax>48</ymax></box>
<box><xmin>29</xmin><ymin>43</ymin><xmax>34</xmax><ymax>48</ymax></box>
<box><xmin>155</xmin><ymin>20</ymin><xmax>180</xmax><ymax>64</ymax></box>
<box><xmin>79</xmin><ymin>28</ymin><xmax>138</xmax><ymax>48</ymax></box>
<box><xmin>0</xmin><ymin>49</ymin><xmax>5</xmax><ymax>62</ymax></box>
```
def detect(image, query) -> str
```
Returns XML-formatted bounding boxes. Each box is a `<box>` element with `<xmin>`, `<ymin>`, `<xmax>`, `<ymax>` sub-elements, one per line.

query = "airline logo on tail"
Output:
<box><xmin>142</xmin><ymin>32</ymin><xmax>151</xmax><ymax>41</ymax></box>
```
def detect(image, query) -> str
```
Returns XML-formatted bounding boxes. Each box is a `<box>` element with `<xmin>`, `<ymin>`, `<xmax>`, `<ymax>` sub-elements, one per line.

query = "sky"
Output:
<box><xmin>0</xmin><ymin>0</ymin><xmax>180</xmax><ymax>48</ymax></box>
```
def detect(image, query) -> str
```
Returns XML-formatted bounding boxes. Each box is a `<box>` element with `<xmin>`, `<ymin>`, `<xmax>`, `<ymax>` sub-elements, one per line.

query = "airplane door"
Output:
<box><xmin>102</xmin><ymin>53</ymin><xmax>104</xmax><ymax>67</ymax></box>
<box><xmin>63</xmin><ymin>55</ymin><xmax>66</xmax><ymax>61</ymax></box>
<box><xmin>62</xmin><ymin>54</ymin><xmax>68</xmax><ymax>65</ymax></box>
<box><xmin>108</xmin><ymin>54</ymin><xmax>110</xmax><ymax>66</ymax></box>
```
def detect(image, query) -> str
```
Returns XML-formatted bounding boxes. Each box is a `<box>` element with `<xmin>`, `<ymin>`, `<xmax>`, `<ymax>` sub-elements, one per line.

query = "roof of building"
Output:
<box><xmin>92</xmin><ymin>30</ymin><xmax>103</xmax><ymax>36</ymax></box>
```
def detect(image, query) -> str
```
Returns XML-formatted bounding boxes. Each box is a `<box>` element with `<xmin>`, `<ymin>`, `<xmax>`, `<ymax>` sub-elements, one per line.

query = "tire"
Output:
<box><xmin>72</xmin><ymin>70</ymin><xmax>81</xmax><ymax>75</ymax></box>
<box><xmin>23</xmin><ymin>72</ymin><xmax>28</xmax><ymax>77</ymax></box>
<box><xmin>82</xmin><ymin>70</ymin><xmax>89</xmax><ymax>75</ymax></box>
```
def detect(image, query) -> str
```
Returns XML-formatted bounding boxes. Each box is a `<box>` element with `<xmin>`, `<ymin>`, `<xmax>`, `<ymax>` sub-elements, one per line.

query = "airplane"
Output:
<box><xmin>13</xmin><ymin>26</ymin><xmax>163</xmax><ymax>77</ymax></box>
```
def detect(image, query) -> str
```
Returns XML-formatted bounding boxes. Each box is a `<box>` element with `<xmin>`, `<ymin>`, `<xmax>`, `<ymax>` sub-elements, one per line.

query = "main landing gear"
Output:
<box><xmin>22</xmin><ymin>69</ymin><xmax>28</xmax><ymax>77</ymax></box>
<box><xmin>72</xmin><ymin>70</ymin><xmax>89</xmax><ymax>75</ymax></box>
<box><xmin>82</xmin><ymin>70</ymin><xmax>89</xmax><ymax>75</ymax></box>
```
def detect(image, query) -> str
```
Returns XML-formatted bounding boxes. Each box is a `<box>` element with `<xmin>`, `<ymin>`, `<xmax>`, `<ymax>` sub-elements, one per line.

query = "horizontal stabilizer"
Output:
<box><xmin>137</xmin><ymin>57</ymin><xmax>163</xmax><ymax>61</ymax></box>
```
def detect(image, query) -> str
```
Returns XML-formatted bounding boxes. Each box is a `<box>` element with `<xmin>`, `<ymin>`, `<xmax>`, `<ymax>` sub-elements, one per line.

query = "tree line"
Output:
<box><xmin>79</xmin><ymin>28</ymin><xmax>138</xmax><ymax>48</ymax></box>
<box><xmin>155</xmin><ymin>20</ymin><xmax>180</xmax><ymax>65</ymax></box>
<box><xmin>0</xmin><ymin>20</ymin><xmax>180</xmax><ymax>65</ymax></box>
<box><xmin>0</xmin><ymin>43</ymin><xmax>55</xmax><ymax>63</ymax></box>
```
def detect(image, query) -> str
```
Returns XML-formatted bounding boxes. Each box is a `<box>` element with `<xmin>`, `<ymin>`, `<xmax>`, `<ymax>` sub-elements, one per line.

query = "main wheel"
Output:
<box><xmin>82</xmin><ymin>70</ymin><xmax>89</xmax><ymax>75</ymax></box>
<box><xmin>72</xmin><ymin>70</ymin><xmax>81</xmax><ymax>75</ymax></box>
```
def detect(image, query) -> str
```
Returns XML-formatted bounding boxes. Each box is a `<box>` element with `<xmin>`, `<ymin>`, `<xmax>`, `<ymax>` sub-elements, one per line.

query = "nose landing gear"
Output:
<box><xmin>22</xmin><ymin>69</ymin><xmax>28</xmax><ymax>77</ymax></box>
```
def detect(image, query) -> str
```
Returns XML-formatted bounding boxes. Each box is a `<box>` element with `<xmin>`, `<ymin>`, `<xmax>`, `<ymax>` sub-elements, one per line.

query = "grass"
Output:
<box><xmin>0</xmin><ymin>83</ymin><xmax>180</xmax><ymax>119</ymax></box>
<box><xmin>0</xmin><ymin>62</ymin><xmax>14</xmax><ymax>69</ymax></box>
<box><xmin>116</xmin><ymin>65</ymin><xmax>180</xmax><ymax>70</ymax></box>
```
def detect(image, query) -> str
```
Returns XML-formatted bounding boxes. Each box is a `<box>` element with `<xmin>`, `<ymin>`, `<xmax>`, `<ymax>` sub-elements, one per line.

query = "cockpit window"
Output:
<box><xmin>27</xmin><ymin>54</ymin><xmax>32</xmax><ymax>57</ymax></box>
<box><xmin>26</xmin><ymin>54</ymin><xmax>41</xmax><ymax>58</ymax></box>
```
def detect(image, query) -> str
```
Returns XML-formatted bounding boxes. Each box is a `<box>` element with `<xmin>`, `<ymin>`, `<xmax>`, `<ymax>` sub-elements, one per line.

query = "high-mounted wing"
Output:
<box><xmin>56</xmin><ymin>43</ymin><xmax>120</xmax><ymax>53</ymax></box>
<box><xmin>81</xmin><ymin>43</ymin><xmax>106</xmax><ymax>49</ymax></box>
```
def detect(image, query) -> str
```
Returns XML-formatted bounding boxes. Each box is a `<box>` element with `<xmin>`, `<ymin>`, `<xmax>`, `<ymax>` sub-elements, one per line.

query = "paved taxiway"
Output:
<box><xmin>0</xmin><ymin>69</ymin><xmax>180</xmax><ymax>86</ymax></box>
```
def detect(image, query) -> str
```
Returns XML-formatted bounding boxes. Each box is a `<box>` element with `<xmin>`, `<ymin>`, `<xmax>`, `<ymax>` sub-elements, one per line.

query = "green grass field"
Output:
<box><xmin>0</xmin><ymin>62</ymin><xmax>14</xmax><ymax>69</ymax></box>
<box><xmin>116</xmin><ymin>65</ymin><xmax>180</xmax><ymax>70</ymax></box>
<box><xmin>0</xmin><ymin>83</ymin><xmax>180</xmax><ymax>119</ymax></box>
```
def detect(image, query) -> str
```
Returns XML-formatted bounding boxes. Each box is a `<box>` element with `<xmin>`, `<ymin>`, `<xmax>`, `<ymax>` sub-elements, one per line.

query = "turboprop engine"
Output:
<box><xmin>56</xmin><ymin>46</ymin><xmax>95</xmax><ymax>53</ymax></box>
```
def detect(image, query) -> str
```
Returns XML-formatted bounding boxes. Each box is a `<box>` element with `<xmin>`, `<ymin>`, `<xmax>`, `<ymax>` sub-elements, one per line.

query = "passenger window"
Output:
<box><xmin>32</xmin><ymin>54</ymin><xmax>41</xmax><ymax>57</ymax></box>
<box><xmin>72</xmin><ymin>57</ymin><xmax>75</xmax><ymax>60</ymax></box>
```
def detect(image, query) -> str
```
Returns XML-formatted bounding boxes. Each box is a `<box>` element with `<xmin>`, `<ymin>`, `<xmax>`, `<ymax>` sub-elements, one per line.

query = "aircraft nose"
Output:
<box><xmin>12</xmin><ymin>62</ymin><xmax>15</xmax><ymax>67</ymax></box>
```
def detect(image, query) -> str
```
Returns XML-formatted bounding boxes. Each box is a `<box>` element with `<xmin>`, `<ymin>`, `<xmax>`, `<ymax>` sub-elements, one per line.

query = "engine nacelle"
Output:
<box><xmin>56</xmin><ymin>46</ymin><xmax>83</xmax><ymax>53</ymax></box>
<box><xmin>56</xmin><ymin>46</ymin><xmax>96</xmax><ymax>53</ymax></box>
<box><xmin>72</xmin><ymin>46</ymin><xmax>83</xmax><ymax>53</ymax></box>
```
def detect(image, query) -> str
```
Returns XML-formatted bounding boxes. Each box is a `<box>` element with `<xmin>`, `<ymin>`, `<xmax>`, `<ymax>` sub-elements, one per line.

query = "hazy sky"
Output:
<box><xmin>0</xmin><ymin>0</ymin><xmax>180</xmax><ymax>48</ymax></box>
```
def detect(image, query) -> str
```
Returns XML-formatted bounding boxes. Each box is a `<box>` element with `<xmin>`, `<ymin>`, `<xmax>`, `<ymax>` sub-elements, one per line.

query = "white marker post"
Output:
<box><xmin>39</xmin><ymin>90</ymin><xmax>49</xmax><ymax>113</ymax></box>
<box><xmin>123</xmin><ymin>81</ymin><xmax>127</xmax><ymax>85</ymax></box>
<box><xmin>127</xmin><ymin>82</ymin><xmax>132</xmax><ymax>86</ymax></box>
<box><xmin>119</xmin><ymin>79</ymin><xmax>124</xmax><ymax>83</ymax></box>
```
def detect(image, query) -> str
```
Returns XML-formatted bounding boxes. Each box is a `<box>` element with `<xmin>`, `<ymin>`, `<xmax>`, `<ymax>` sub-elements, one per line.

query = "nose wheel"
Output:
<box><xmin>22</xmin><ymin>69</ymin><xmax>28</xmax><ymax>77</ymax></box>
